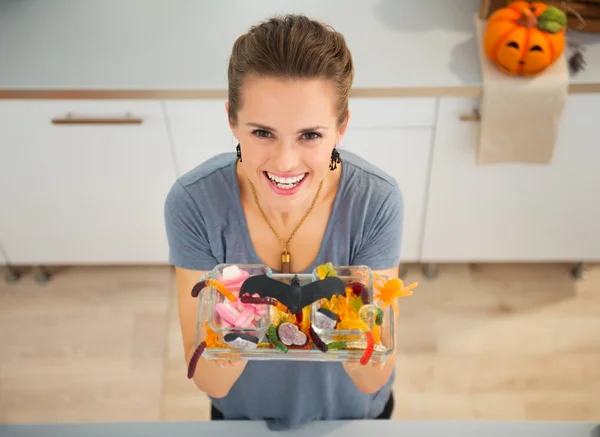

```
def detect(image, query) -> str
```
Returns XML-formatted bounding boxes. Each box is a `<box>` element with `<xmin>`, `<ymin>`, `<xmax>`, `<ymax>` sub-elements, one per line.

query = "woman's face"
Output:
<box><xmin>228</xmin><ymin>76</ymin><xmax>348</xmax><ymax>213</ymax></box>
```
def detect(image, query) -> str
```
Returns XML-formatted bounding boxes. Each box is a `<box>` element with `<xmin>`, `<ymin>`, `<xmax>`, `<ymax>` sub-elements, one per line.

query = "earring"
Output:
<box><xmin>236</xmin><ymin>143</ymin><xmax>242</xmax><ymax>162</ymax></box>
<box><xmin>329</xmin><ymin>147</ymin><xmax>341</xmax><ymax>171</ymax></box>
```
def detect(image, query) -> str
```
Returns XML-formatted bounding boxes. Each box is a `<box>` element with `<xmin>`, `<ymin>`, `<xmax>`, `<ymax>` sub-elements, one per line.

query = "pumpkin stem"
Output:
<box><xmin>519</xmin><ymin>7</ymin><xmax>538</xmax><ymax>28</ymax></box>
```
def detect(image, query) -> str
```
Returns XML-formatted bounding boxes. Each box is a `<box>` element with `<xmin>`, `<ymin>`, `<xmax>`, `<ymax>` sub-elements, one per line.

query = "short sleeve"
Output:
<box><xmin>163</xmin><ymin>180</ymin><xmax>219</xmax><ymax>271</ymax></box>
<box><xmin>352</xmin><ymin>183</ymin><xmax>404</xmax><ymax>270</ymax></box>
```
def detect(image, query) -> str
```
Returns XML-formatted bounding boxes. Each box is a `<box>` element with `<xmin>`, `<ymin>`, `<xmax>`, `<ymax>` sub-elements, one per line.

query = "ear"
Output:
<box><xmin>225</xmin><ymin>101</ymin><xmax>235</xmax><ymax>130</ymax></box>
<box><xmin>337</xmin><ymin>109</ymin><xmax>351</xmax><ymax>143</ymax></box>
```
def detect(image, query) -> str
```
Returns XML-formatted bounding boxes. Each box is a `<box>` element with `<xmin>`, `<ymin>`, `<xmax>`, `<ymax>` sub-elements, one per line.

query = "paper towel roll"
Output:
<box><xmin>475</xmin><ymin>16</ymin><xmax>569</xmax><ymax>165</ymax></box>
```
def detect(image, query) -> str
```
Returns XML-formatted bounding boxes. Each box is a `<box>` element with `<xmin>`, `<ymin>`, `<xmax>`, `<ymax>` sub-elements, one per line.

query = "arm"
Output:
<box><xmin>175</xmin><ymin>266</ymin><xmax>248</xmax><ymax>398</ymax></box>
<box><xmin>164</xmin><ymin>180</ymin><xmax>246</xmax><ymax>398</ymax></box>
<box><xmin>342</xmin><ymin>184</ymin><xmax>404</xmax><ymax>394</ymax></box>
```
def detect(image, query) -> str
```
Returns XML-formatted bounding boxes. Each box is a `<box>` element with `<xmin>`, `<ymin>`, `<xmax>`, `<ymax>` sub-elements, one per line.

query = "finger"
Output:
<box><xmin>372</xmin><ymin>361</ymin><xmax>385</xmax><ymax>370</ymax></box>
<box><xmin>345</xmin><ymin>361</ymin><xmax>359</xmax><ymax>371</ymax></box>
<box><xmin>218</xmin><ymin>360</ymin><xmax>232</xmax><ymax>368</ymax></box>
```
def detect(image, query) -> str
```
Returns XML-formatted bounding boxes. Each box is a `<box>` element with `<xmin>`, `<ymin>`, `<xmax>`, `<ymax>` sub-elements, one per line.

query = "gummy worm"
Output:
<box><xmin>327</xmin><ymin>341</ymin><xmax>347</xmax><ymax>350</ymax></box>
<box><xmin>309</xmin><ymin>326</ymin><xmax>328</xmax><ymax>352</ymax></box>
<box><xmin>295</xmin><ymin>310</ymin><xmax>303</xmax><ymax>324</ymax></box>
<box><xmin>240</xmin><ymin>295</ymin><xmax>278</xmax><ymax>306</ymax></box>
<box><xmin>187</xmin><ymin>341</ymin><xmax>207</xmax><ymax>379</ymax></box>
<box><xmin>267</xmin><ymin>324</ymin><xmax>288</xmax><ymax>353</ymax></box>
<box><xmin>360</xmin><ymin>331</ymin><xmax>375</xmax><ymax>366</ymax></box>
<box><xmin>337</xmin><ymin>319</ymin><xmax>370</xmax><ymax>332</ymax></box>
<box><xmin>191</xmin><ymin>278</ymin><xmax>236</xmax><ymax>302</ymax></box>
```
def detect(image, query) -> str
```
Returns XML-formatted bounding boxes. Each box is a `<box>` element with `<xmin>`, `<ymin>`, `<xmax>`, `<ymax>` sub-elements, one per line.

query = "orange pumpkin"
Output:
<box><xmin>484</xmin><ymin>1</ymin><xmax>566</xmax><ymax>76</ymax></box>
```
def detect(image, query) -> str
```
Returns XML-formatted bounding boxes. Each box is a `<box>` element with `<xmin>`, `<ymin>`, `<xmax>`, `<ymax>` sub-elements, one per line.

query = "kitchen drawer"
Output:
<box><xmin>348</xmin><ymin>97</ymin><xmax>437</xmax><ymax>129</ymax></box>
<box><xmin>0</xmin><ymin>100</ymin><xmax>178</xmax><ymax>265</ymax></box>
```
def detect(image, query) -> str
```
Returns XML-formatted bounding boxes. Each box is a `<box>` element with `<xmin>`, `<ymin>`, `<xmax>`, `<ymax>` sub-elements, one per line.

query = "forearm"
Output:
<box><xmin>342</xmin><ymin>352</ymin><xmax>396</xmax><ymax>394</ymax></box>
<box><xmin>185</xmin><ymin>345</ymin><xmax>248</xmax><ymax>398</ymax></box>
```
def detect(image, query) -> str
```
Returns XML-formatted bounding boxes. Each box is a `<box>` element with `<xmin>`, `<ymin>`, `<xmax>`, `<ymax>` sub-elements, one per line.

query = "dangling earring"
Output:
<box><xmin>236</xmin><ymin>143</ymin><xmax>242</xmax><ymax>162</ymax></box>
<box><xmin>329</xmin><ymin>147</ymin><xmax>341</xmax><ymax>171</ymax></box>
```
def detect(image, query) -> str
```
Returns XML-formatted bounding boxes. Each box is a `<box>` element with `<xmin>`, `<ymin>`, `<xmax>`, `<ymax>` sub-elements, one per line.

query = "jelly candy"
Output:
<box><xmin>240</xmin><ymin>295</ymin><xmax>278</xmax><ymax>306</ymax></box>
<box><xmin>316</xmin><ymin>262</ymin><xmax>337</xmax><ymax>280</ymax></box>
<box><xmin>358</xmin><ymin>304</ymin><xmax>383</xmax><ymax>326</ymax></box>
<box><xmin>192</xmin><ymin>278</ymin><xmax>237</xmax><ymax>302</ymax></box>
<box><xmin>215</xmin><ymin>302</ymin><xmax>240</xmax><ymax>325</ymax></box>
<box><xmin>337</xmin><ymin>319</ymin><xmax>369</xmax><ymax>332</ymax></box>
<box><xmin>314</xmin><ymin>307</ymin><xmax>337</xmax><ymax>330</ymax></box>
<box><xmin>267</xmin><ymin>324</ymin><xmax>288</xmax><ymax>353</ymax></box>
<box><xmin>277</xmin><ymin>322</ymin><xmax>308</xmax><ymax>346</ymax></box>
<box><xmin>359</xmin><ymin>331</ymin><xmax>375</xmax><ymax>366</ymax></box>
<box><xmin>309</xmin><ymin>326</ymin><xmax>328</xmax><ymax>352</ymax></box>
<box><xmin>223</xmin><ymin>333</ymin><xmax>259</xmax><ymax>349</ymax></box>
<box><xmin>187</xmin><ymin>341</ymin><xmax>206</xmax><ymax>379</ymax></box>
<box><xmin>234</xmin><ymin>306</ymin><xmax>255</xmax><ymax>328</ymax></box>
<box><xmin>350</xmin><ymin>296</ymin><xmax>363</xmax><ymax>313</ymax></box>
<box><xmin>373</xmin><ymin>275</ymin><xmax>418</xmax><ymax>313</ymax></box>
<box><xmin>327</xmin><ymin>341</ymin><xmax>347</xmax><ymax>350</ymax></box>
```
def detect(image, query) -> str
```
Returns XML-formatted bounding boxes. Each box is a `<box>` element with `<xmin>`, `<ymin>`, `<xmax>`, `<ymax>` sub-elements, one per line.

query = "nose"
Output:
<box><xmin>272</xmin><ymin>142</ymin><xmax>299</xmax><ymax>172</ymax></box>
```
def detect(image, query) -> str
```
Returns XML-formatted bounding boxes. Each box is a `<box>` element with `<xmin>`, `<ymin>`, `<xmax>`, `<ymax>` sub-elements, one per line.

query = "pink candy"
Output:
<box><xmin>214</xmin><ymin>267</ymin><xmax>270</xmax><ymax>329</ymax></box>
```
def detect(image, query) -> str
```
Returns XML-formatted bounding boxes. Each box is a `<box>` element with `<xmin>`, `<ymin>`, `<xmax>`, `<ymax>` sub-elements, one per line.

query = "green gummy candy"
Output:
<box><xmin>350</xmin><ymin>297</ymin><xmax>363</xmax><ymax>313</ymax></box>
<box><xmin>327</xmin><ymin>341</ymin><xmax>347</xmax><ymax>349</ymax></box>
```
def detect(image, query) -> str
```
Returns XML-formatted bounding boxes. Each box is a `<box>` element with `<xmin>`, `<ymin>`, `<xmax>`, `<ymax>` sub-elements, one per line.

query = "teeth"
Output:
<box><xmin>266</xmin><ymin>172</ymin><xmax>306</xmax><ymax>188</ymax></box>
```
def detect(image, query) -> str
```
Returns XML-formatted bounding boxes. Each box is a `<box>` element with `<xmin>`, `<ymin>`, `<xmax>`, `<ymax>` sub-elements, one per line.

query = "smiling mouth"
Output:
<box><xmin>264</xmin><ymin>171</ymin><xmax>307</xmax><ymax>190</ymax></box>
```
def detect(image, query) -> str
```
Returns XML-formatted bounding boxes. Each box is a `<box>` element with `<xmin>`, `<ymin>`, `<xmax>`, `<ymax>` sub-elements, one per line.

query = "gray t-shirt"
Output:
<box><xmin>164</xmin><ymin>149</ymin><xmax>404</xmax><ymax>430</ymax></box>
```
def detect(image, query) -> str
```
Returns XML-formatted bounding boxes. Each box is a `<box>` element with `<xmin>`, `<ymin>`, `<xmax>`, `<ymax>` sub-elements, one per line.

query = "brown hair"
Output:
<box><xmin>227</xmin><ymin>14</ymin><xmax>354</xmax><ymax>126</ymax></box>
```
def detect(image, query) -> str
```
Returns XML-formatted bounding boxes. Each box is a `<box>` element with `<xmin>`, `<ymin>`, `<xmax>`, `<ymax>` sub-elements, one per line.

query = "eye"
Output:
<box><xmin>507</xmin><ymin>41</ymin><xmax>520</xmax><ymax>49</ymax></box>
<box><xmin>252</xmin><ymin>129</ymin><xmax>273</xmax><ymax>139</ymax></box>
<box><xmin>301</xmin><ymin>132</ymin><xmax>322</xmax><ymax>141</ymax></box>
<box><xmin>530</xmin><ymin>45</ymin><xmax>543</xmax><ymax>52</ymax></box>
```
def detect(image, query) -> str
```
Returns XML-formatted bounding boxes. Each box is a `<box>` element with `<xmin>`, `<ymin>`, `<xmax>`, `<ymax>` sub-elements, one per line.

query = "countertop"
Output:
<box><xmin>1</xmin><ymin>420</ymin><xmax>599</xmax><ymax>437</ymax></box>
<box><xmin>1</xmin><ymin>0</ymin><xmax>600</xmax><ymax>99</ymax></box>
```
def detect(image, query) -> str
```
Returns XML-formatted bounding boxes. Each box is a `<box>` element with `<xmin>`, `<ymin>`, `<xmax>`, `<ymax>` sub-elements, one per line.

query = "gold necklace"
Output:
<box><xmin>248</xmin><ymin>178</ymin><xmax>324</xmax><ymax>273</ymax></box>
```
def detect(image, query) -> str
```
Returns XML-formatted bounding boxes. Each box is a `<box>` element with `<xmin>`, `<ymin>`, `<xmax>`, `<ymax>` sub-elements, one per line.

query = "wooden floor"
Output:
<box><xmin>1</xmin><ymin>263</ymin><xmax>599</xmax><ymax>424</ymax></box>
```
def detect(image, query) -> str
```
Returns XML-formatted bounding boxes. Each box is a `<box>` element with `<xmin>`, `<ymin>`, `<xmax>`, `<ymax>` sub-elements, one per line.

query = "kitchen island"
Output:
<box><xmin>1</xmin><ymin>420</ymin><xmax>599</xmax><ymax>437</ymax></box>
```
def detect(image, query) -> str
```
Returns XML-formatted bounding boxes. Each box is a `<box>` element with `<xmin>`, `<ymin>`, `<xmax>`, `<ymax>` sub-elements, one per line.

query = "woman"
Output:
<box><xmin>164</xmin><ymin>14</ymin><xmax>404</xmax><ymax>430</ymax></box>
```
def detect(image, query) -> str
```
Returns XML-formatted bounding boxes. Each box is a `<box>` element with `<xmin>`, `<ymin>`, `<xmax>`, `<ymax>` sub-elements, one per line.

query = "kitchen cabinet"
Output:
<box><xmin>340</xmin><ymin>97</ymin><xmax>436</xmax><ymax>263</ymax></box>
<box><xmin>163</xmin><ymin>100</ymin><xmax>237</xmax><ymax>176</ymax></box>
<box><xmin>421</xmin><ymin>95</ymin><xmax>600</xmax><ymax>263</ymax></box>
<box><xmin>0</xmin><ymin>100</ymin><xmax>178</xmax><ymax>265</ymax></box>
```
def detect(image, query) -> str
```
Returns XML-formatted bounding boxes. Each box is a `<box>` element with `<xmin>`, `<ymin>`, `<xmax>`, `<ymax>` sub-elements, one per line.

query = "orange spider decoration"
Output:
<box><xmin>373</xmin><ymin>274</ymin><xmax>418</xmax><ymax>314</ymax></box>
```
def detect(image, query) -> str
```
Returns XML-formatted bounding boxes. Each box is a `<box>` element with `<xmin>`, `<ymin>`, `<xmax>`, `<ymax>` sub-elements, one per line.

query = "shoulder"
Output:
<box><xmin>339</xmin><ymin>149</ymin><xmax>403</xmax><ymax>215</ymax></box>
<box><xmin>165</xmin><ymin>153</ymin><xmax>237</xmax><ymax>207</ymax></box>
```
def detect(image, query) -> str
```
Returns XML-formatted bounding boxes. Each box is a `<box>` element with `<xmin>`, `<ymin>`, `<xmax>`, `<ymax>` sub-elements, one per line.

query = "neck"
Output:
<box><xmin>237</xmin><ymin>164</ymin><xmax>341</xmax><ymax>231</ymax></box>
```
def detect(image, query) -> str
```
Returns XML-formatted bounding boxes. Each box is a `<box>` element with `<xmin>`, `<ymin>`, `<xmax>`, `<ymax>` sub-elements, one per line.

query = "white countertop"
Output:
<box><xmin>1</xmin><ymin>0</ymin><xmax>600</xmax><ymax>94</ymax></box>
<box><xmin>1</xmin><ymin>420</ymin><xmax>599</xmax><ymax>437</ymax></box>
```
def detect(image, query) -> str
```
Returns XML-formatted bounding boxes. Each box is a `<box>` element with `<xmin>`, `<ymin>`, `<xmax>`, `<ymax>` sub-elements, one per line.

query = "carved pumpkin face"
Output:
<box><xmin>484</xmin><ymin>1</ymin><xmax>566</xmax><ymax>76</ymax></box>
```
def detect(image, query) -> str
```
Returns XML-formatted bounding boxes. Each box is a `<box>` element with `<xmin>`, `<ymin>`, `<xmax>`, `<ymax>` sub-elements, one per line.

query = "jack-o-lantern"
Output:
<box><xmin>484</xmin><ymin>1</ymin><xmax>567</xmax><ymax>77</ymax></box>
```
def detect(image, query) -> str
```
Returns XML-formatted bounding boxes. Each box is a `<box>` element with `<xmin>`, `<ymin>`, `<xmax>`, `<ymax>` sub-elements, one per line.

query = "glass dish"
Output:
<box><xmin>194</xmin><ymin>264</ymin><xmax>396</xmax><ymax>364</ymax></box>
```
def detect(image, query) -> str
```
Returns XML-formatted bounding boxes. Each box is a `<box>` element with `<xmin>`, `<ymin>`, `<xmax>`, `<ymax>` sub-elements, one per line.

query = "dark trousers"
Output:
<box><xmin>211</xmin><ymin>391</ymin><xmax>395</xmax><ymax>421</ymax></box>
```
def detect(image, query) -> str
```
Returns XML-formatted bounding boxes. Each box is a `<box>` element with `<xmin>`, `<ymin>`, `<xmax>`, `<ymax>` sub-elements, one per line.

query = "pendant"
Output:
<box><xmin>281</xmin><ymin>251</ymin><xmax>291</xmax><ymax>274</ymax></box>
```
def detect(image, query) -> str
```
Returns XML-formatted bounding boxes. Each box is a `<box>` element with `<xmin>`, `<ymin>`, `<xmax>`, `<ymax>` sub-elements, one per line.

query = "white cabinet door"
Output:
<box><xmin>341</xmin><ymin>128</ymin><xmax>433</xmax><ymax>263</ymax></box>
<box><xmin>163</xmin><ymin>100</ymin><xmax>237</xmax><ymax>176</ymax></box>
<box><xmin>0</xmin><ymin>100</ymin><xmax>178</xmax><ymax>265</ymax></box>
<box><xmin>422</xmin><ymin>95</ymin><xmax>600</xmax><ymax>262</ymax></box>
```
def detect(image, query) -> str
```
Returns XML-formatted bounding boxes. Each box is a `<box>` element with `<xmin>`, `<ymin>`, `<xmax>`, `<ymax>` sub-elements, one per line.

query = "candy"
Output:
<box><xmin>215</xmin><ymin>302</ymin><xmax>240</xmax><ymax>325</ymax></box>
<box><xmin>373</xmin><ymin>274</ymin><xmax>418</xmax><ymax>314</ymax></box>
<box><xmin>195</xmin><ymin>278</ymin><xmax>236</xmax><ymax>302</ymax></box>
<box><xmin>223</xmin><ymin>333</ymin><xmax>259</xmax><ymax>349</ymax></box>
<box><xmin>234</xmin><ymin>306</ymin><xmax>255</xmax><ymax>328</ymax></box>
<box><xmin>327</xmin><ymin>341</ymin><xmax>347</xmax><ymax>350</ymax></box>
<box><xmin>267</xmin><ymin>324</ymin><xmax>288</xmax><ymax>353</ymax></box>
<box><xmin>349</xmin><ymin>296</ymin><xmax>363</xmax><ymax>313</ymax></box>
<box><xmin>348</xmin><ymin>281</ymin><xmax>369</xmax><ymax>304</ymax></box>
<box><xmin>187</xmin><ymin>341</ymin><xmax>206</xmax><ymax>379</ymax></box>
<box><xmin>360</xmin><ymin>331</ymin><xmax>375</xmax><ymax>366</ymax></box>
<box><xmin>309</xmin><ymin>326</ymin><xmax>328</xmax><ymax>352</ymax></box>
<box><xmin>240</xmin><ymin>295</ymin><xmax>278</xmax><ymax>306</ymax></box>
<box><xmin>314</xmin><ymin>308</ymin><xmax>337</xmax><ymax>330</ymax></box>
<box><xmin>337</xmin><ymin>319</ymin><xmax>370</xmax><ymax>332</ymax></box>
<box><xmin>316</xmin><ymin>262</ymin><xmax>337</xmax><ymax>279</ymax></box>
<box><xmin>277</xmin><ymin>322</ymin><xmax>308</xmax><ymax>346</ymax></box>
<box><xmin>358</xmin><ymin>304</ymin><xmax>384</xmax><ymax>326</ymax></box>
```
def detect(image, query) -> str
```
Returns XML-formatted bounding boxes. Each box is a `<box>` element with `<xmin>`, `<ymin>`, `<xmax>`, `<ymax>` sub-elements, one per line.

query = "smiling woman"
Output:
<box><xmin>164</xmin><ymin>14</ymin><xmax>404</xmax><ymax>431</ymax></box>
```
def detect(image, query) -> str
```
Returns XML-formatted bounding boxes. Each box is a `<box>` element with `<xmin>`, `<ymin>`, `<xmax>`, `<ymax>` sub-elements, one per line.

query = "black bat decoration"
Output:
<box><xmin>239</xmin><ymin>274</ymin><xmax>346</xmax><ymax>315</ymax></box>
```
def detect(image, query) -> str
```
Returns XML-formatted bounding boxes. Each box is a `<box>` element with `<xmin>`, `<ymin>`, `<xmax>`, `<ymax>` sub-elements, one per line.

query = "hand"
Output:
<box><xmin>343</xmin><ymin>360</ymin><xmax>387</xmax><ymax>372</ymax></box>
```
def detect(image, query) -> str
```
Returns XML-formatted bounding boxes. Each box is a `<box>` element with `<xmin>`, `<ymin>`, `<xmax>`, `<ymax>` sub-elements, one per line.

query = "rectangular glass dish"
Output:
<box><xmin>192</xmin><ymin>263</ymin><xmax>397</xmax><ymax>364</ymax></box>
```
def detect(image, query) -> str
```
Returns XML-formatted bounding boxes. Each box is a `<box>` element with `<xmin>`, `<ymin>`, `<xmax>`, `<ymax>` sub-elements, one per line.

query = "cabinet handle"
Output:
<box><xmin>459</xmin><ymin>108</ymin><xmax>481</xmax><ymax>122</ymax></box>
<box><xmin>51</xmin><ymin>112</ymin><xmax>143</xmax><ymax>125</ymax></box>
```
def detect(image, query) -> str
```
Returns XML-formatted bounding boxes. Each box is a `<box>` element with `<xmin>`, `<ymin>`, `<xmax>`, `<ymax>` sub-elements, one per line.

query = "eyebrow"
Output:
<box><xmin>246</xmin><ymin>123</ymin><xmax>329</xmax><ymax>133</ymax></box>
